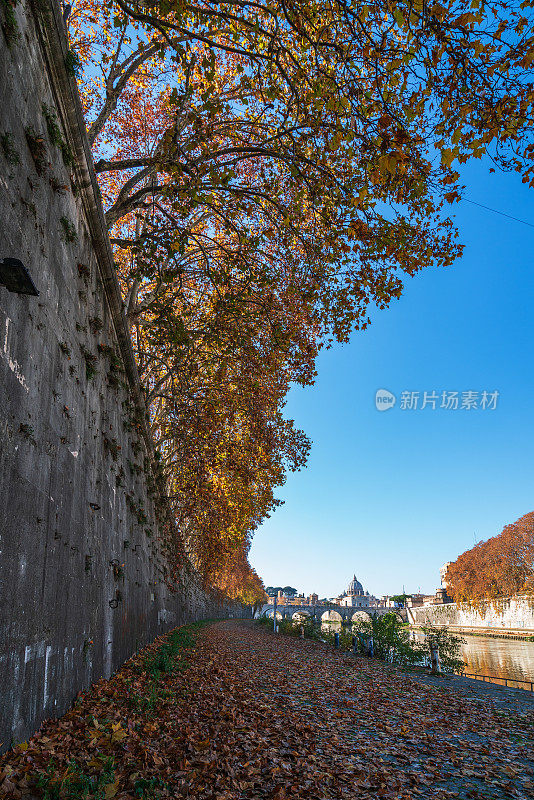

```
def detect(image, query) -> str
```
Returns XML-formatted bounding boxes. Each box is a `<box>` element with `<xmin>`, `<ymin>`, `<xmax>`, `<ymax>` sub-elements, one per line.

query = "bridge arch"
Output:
<box><xmin>292</xmin><ymin>610</ymin><xmax>311</xmax><ymax>620</ymax></box>
<box><xmin>351</xmin><ymin>610</ymin><xmax>372</xmax><ymax>623</ymax></box>
<box><xmin>264</xmin><ymin>609</ymin><xmax>283</xmax><ymax>620</ymax></box>
<box><xmin>321</xmin><ymin>609</ymin><xmax>343</xmax><ymax>623</ymax></box>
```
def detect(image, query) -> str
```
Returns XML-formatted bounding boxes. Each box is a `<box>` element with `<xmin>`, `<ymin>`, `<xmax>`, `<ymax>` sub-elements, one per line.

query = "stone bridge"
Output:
<box><xmin>259</xmin><ymin>604</ymin><xmax>406</xmax><ymax>623</ymax></box>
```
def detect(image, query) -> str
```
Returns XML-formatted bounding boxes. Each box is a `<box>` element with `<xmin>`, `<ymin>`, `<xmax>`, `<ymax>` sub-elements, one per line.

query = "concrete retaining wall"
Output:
<box><xmin>407</xmin><ymin>596</ymin><xmax>534</xmax><ymax>635</ymax></box>
<box><xmin>0</xmin><ymin>0</ymin><xmax>248</xmax><ymax>750</ymax></box>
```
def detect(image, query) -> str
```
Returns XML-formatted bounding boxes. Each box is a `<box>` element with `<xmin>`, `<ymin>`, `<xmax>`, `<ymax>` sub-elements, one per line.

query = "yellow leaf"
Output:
<box><xmin>441</xmin><ymin>149</ymin><xmax>454</xmax><ymax>168</ymax></box>
<box><xmin>111</xmin><ymin>722</ymin><xmax>128</xmax><ymax>742</ymax></box>
<box><xmin>104</xmin><ymin>778</ymin><xmax>120</xmax><ymax>798</ymax></box>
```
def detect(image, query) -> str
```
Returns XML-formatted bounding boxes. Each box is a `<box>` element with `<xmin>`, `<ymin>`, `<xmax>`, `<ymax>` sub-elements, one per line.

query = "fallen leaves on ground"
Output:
<box><xmin>0</xmin><ymin>621</ymin><xmax>533</xmax><ymax>799</ymax></box>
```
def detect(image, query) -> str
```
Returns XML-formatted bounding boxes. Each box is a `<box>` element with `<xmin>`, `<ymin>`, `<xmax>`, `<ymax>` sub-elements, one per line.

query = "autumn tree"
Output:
<box><xmin>213</xmin><ymin>541</ymin><xmax>267</xmax><ymax>607</ymax></box>
<box><xmin>68</xmin><ymin>0</ymin><xmax>534</xmax><ymax>588</ymax></box>
<box><xmin>446</xmin><ymin>512</ymin><xmax>534</xmax><ymax>602</ymax></box>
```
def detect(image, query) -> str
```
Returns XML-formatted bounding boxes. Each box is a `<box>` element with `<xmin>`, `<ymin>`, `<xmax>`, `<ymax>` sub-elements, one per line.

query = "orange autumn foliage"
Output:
<box><xmin>212</xmin><ymin>543</ymin><xmax>267</xmax><ymax>607</ymax></box>
<box><xmin>67</xmin><ymin>0</ymin><xmax>534</xmax><ymax>595</ymax></box>
<box><xmin>446</xmin><ymin>512</ymin><xmax>534</xmax><ymax>603</ymax></box>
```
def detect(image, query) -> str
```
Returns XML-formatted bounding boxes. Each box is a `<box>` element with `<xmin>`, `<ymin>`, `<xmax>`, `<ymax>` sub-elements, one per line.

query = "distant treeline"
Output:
<box><xmin>265</xmin><ymin>587</ymin><xmax>298</xmax><ymax>597</ymax></box>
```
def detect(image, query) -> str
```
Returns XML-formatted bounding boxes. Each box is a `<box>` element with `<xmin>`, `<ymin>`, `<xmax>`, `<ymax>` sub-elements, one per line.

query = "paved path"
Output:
<box><xmin>400</xmin><ymin>669</ymin><xmax>534</xmax><ymax>713</ymax></box>
<box><xmin>1</xmin><ymin>620</ymin><xmax>533</xmax><ymax>800</ymax></box>
<box><xmin>186</xmin><ymin>622</ymin><xmax>534</xmax><ymax>799</ymax></box>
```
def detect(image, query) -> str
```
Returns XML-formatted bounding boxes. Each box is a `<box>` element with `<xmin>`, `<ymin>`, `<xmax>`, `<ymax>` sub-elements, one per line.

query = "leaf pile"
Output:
<box><xmin>1</xmin><ymin>621</ymin><xmax>533</xmax><ymax>799</ymax></box>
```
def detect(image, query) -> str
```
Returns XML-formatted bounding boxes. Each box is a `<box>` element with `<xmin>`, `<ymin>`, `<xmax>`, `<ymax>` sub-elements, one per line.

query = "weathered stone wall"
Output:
<box><xmin>0</xmin><ymin>0</ymin><xmax>248</xmax><ymax>750</ymax></box>
<box><xmin>407</xmin><ymin>596</ymin><xmax>534</xmax><ymax>634</ymax></box>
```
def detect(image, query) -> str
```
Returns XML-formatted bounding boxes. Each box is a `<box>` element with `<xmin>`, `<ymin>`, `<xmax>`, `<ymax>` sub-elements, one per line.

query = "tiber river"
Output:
<box><xmin>456</xmin><ymin>634</ymin><xmax>534</xmax><ymax>683</ymax></box>
<box><xmin>321</xmin><ymin>622</ymin><xmax>534</xmax><ymax>686</ymax></box>
<box><xmin>410</xmin><ymin>630</ymin><xmax>534</xmax><ymax>684</ymax></box>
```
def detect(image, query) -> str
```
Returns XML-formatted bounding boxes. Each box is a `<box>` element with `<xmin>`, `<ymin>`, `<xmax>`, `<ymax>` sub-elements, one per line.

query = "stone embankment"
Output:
<box><xmin>407</xmin><ymin>595</ymin><xmax>534</xmax><ymax>637</ymax></box>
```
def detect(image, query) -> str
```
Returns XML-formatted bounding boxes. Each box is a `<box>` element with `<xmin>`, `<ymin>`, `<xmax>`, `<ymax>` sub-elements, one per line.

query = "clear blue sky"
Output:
<box><xmin>249</xmin><ymin>158</ymin><xmax>534</xmax><ymax>599</ymax></box>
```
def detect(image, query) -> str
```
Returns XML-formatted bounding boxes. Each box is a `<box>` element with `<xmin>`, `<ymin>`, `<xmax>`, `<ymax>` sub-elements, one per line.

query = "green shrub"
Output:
<box><xmin>256</xmin><ymin>615</ymin><xmax>274</xmax><ymax>630</ymax></box>
<box><xmin>420</xmin><ymin>625</ymin><xmax>466</xmax><ymax>674</ymax></box>
<box><xmin>141</xmin><ymin>623</ymin><xmax>204</xmax><ymax>678</ymax></box>
<box><xmin>264</xmin><ymin>610</ymin><xmax>466</xmax><ymax>674</ymax></box>
<box><xmin>60</xmin><ymin>216</ymin><xmax>78</xmax><ymax>243</ymax></box>
<box><xmin>65</xmin><ymin>49</ymin><xmax>82</xmax><ymax>78</ymax></box>
<box><xmin>1</xmin><ymin>0</ymin><xmax>19</xmax><ymax>47</ymax></box>
<box><xmin>42</xmin><ymin>104</ymin><xmax>73</xmax><ymax>166</ymax></box>
<box><xmin>258</xmin><ymin>614</ymin><xmax>323</xmax><ymax>640</ymax></box>
<box><xmin>351</xmin><ymin>613</ymin><xmax>424</xmax><ymax>665</ymax></box>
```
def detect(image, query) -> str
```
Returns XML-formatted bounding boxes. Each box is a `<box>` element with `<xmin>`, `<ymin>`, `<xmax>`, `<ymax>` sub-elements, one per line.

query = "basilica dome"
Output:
<box><xmin>347</xmin><ymin>574</ymin><xmax>364</xmax><ymax>596</ymax></box>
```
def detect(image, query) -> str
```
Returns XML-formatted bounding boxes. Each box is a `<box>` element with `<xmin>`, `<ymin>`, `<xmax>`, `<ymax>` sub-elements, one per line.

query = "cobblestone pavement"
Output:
<box><xmin>1</xmin><ymin>620</ymin><xmax>533</xmax><ymax>800</ymax></box>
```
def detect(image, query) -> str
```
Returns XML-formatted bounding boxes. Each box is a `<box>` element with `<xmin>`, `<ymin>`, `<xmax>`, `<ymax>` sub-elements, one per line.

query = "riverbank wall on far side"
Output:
<box><xmin>407</xmin><ymin>595</ymin><xmax>534</xmax><ymax>637</ymax></box>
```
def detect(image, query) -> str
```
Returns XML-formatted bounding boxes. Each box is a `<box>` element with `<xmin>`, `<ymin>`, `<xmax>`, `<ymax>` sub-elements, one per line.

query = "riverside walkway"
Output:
<box><xmin>0</xmin><ymin>620</ymin><xmax>533</xmax><ymax>799</ymax></box>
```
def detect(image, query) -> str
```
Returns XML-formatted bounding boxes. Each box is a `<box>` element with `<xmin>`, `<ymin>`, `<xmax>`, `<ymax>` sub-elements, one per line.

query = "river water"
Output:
<box><xmin>409</xmin><ymin>631</ymin><xmax>534</xmax><ymax>685</ymax></box>
<box><xmin>459</xmin><ymin>634</ymin><xmax>534</xmax><ymax>684</ymax></box>
<box><xmin>410</xmin><ymin>630</ymin><xmax>534</xmax><ymax>684</ymax></box>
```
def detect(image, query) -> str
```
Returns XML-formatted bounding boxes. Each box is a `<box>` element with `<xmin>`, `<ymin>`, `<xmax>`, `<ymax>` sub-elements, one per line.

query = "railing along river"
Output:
<box><xmin>460</xmin><ymin>671</ymin><xmax>534</xmax><ymax>693</ymax></box>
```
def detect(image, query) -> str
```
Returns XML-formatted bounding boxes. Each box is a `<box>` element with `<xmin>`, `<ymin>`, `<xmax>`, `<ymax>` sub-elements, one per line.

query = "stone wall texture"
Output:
<box><xmin>0</xmin><ymin>0</ymin><xmax>249</xmax><ymax>751</ymax></box>
<box><xmin>407</xmin><ymin>596</ymin><xmax>534</xmax><ymax>634</ymax></box>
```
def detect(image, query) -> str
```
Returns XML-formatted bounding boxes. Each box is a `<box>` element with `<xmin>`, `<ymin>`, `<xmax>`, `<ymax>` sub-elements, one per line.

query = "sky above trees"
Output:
<box><xmin>250</xmin><ymin>156</ymin><xmax>534</xmax><ymax>598</ymax></box>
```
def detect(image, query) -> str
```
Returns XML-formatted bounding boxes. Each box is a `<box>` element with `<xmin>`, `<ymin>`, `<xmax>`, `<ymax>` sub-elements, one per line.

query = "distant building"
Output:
<box><xmin>406</xmin><ymin>593</ymin><xmax>435</xmax><ymax>608</ymax></box>
<box><xmin>288</xmin><ymin>594</ymin><xmax>306</xmax><ymax>605</ymax></box>
<box><xmin>336</xmin><ymin>575</ymin><xmax>379</xmax><ymax>608</ymax></box>
<box><xmin>440</xmin><ymin>562</ymin><xmax>452</xmax><ymax>588</ymax></box>
<box><xmin>407</xmin><ymin>588</ymin><xmax>452</xmax><ymax>607</ymax></box>
<box><xmin>266</xmin><ymin>578</ymin><xmax>397</xmax><ymax>610</ymax></box>
<box><xmin>348</xmin><ymin>574</ymin><xmax>364</xmax><ymax>595</ymax></box>
<box><xmin>381</xmin><ymin>596</ymin><xmax>400</xmax><ymax>609</ymax></box>
<box><xmin>434</xmin><ymin>587</ymin><xmax>452</xmax><ymax>604</ymax></box>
